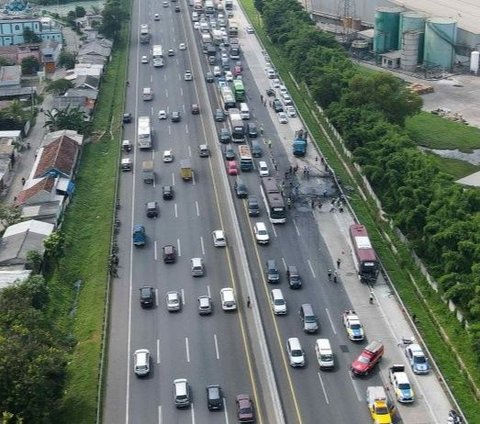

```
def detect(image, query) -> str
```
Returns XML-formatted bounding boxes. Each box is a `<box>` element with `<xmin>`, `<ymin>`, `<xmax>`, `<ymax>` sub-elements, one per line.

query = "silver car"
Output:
<box><xmin>198</xmin><ymin>295</ymin><xmax>212</xmax><ymax>315</ymax></box>
<box><xmin>166</xmin><ymin>291</ymin><xmax>182</xmax><ymax>311</ymax></box>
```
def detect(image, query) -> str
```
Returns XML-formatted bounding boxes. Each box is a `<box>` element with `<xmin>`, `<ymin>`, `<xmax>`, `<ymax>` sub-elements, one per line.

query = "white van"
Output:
<box><xmin>142</xmin><ymin>87</ymin><xmax>153</xmax><ymax>101</ymax></box>
<box><xmin>315</xmin><ymin>339</ymin><xmax>334</xmax><ymax>369</ymax></box>
<box><xmin>190</xmin><ymin>257</ymin><xmax>204</xmax><ymax>277</ymax></box>
<box><xmin>240</xmin><ymin>103</ymin><xmax>250</xmax><ymax>120</ymax></box>
<box><xmin>220</xmin><ymin>288</ymin><xmax>237</xmax><ymax>310</ymax></box>
<box><xmin>286</xmin><ymin>337</ymin><xmax>305</xmax><ymax>367</ymax></box>
<box><xmin>270</xmin><ymin>289</ymin><xmax>287</xmax><ymax>315</ymax></box>
<box><xmin>258</xmin><ymin>161</ymin><xmax>269</xmax><ymax>177</ymax></box>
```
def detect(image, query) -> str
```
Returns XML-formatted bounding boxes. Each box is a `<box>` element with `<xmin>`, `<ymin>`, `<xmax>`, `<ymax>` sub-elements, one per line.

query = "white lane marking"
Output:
<box><xmin>185</xmin><ymin>337</ymin><xmax>190</xmax><ymax>362</ymax></box>
<box><xmin>214</xmin><ymin>334</ymin><xmax>220</xmax><ymax>359</ymax></box>
<box><xmin>158</xmin><ymin>405</ymin><xmax>162</xmax><ymax>424</ymax></box>
<box><xmin>307</xmin><ymin>259</ymin><xmax>316</xmax><ymax>278</ymax></box>
<box><xmin>195</xmin><ymin>201</ymin><xmax>200</xmax><ymax>216</ymax></box>
<box><xmin>192</xmin><ymin>172</ymin><xmax>196</xmax><ymax>185</ymax></box>
<box><xmin>181</xmin><ymin>288</ymin><xmax>185</xmax><ymax>305</ymax></box>
<box><xmin>317</xmin><ymin>372</ymin><xmax>329</xmax><ymax>404</ymax></box>
<box><xmin>151</xmin><ymin>106</ymin><xmax>154</xmax><ymax>116</ymax></box>
<box><xmin>185</xmin><ymin>124</ymin><xmax>189</xmax><ymax>134</ymax></box>
<box><xmin>154</xmin><ymin>241</ymin><xmax>158</xmax><ymax>261</ymax></box>
<box><xmin>190</xmin><ymin>403</ymin><xmax>195</xmax><ymax>424</ymax></box>
<box><xmin>174</xmin><ymin>203</ymin><xmax>178</xmax><ymax>218</ymax></box>
<box><xmin>325</xmin><ymin>308</ymin><xmax>337</xmax><ymax>334</ymax></box>
<box><xmin>281</xmin><ymin>257</ymin><xmax>287</xmax><ymax>271</ymax></box>
<box><xmin>168</xmin><ymin>126</ymin><xmax>171</xmax><ymax>136</ymax></box>
<box><xmin>349</xmin><ymin>372</ymin><xmax>363</xmax><ymax>402</ymax></box>
<box><xmin>152</xmin><ymin>150</ymin><xmax>155</xmax><ymax>161</ymax></box>
<box><xmin>171</xmin><ymin>172</ymin><xmax>175</xmax><ymax>185</ymax></box>
<box><xmin>293</xmin><ymin>219</ymin><xmax>300</xmax><ymax>236</ymax></box>
<box><xmin>188</xmin><ymin>145</ymin><xmax>192</xmax><ymax>157</ymax></box>
<box><xmin>177</xmin><ymin>238</ymin><xmax>181</xmax><ymax>256</ymax></box>
<box><xmin>223</xmin><ymin>401</ymin><xmax>229</xmax><ymax>424</ymax></box>
<box><xmin>155</xmin><ymin>289</ymin><xmax>159</xmax><ymax>307</ymax></box>
<box><xmin>200</xmin><ymin>236</ymin><xmax>205</xmax><ymax>255</ymax></box>
<box><xmin>180</xmin><ymin>87</ymin><xmax>184</xmax><ymax>96</ymax></box>
<box><xmin>271</xmin><ymin>223</ymin><xmax>278</xmax><ymax>237</ymax></box>
<box><xmin>165</xmin><ymin>88</ymin><xmax>168</xmax><ymax>98</ymax></box>
<box><xmin>150</xmin><ymin>74</ymin><xmax>153</xmax><ymax>83</ymax></box>
<box><xmin>207</xmin><ymin>285</ymin><xmax>211</xmax><ymax>298</ymax></box>
<box><xmin>157</xmin><ymin>339</ymin><xmax>161</xmax><ymax>364</ymax></box>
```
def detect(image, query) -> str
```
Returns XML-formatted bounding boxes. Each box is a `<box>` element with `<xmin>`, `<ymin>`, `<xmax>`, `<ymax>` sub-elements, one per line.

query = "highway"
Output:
<box><xmin>102</xmin><ymin>0</ymin><xmax>440</xmax><ymax>423</ymax></box>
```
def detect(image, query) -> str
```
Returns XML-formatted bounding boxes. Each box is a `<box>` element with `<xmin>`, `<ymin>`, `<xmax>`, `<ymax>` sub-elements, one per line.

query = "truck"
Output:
<box><xmin>211</xmin><ymin>29</ymin><xmax>223</xmax><ymax>45</ymax></box>
<box><xmin>229</xmin><ymin>108</ymin><xmax>245</xmax><ymax>141</ymax></box>
<box><xmin>292</xmin><ymin>129</ymin><xmax>308</xmax><ymax>157</ymax></box>
<box><xmin>239</xmin><ymin>145</ymin><xmax>253</xmax><ymax>171</ymax></box>
<box><xmin>180</xmin><ymin>159</ymin><xmax>193</xmax><ymax>180</ymax></box>
<box><xmin>229</xmin><ymin>41</ymin><xmax>240</xmax><ymax>59</ymax></box>
<box><xmin>142</xmin><ymin>160</ymin><xmax>154</xmax><ymax>184</ymax></box>
<box><xmin>224</xmin><ymin>0</ymin><xmax>233</xmax><ymax>10</ymax></box>
<box><xmin>228</xmin><ymin>18</ymin><xmax>238</xmax><ymax>36</ymax></box>
<box><xmin>366</xmin><ymin>386</ymin><xmax>394</xmax><ymax>424</ymax></box>
<box><xmin>152</xmin><ymin>45</ymin><xmax>164</xmax><ymax>67</ymax></box>
<box><xmin>228</xmin><ymin>107</ymin><xmax>242</xmax><ymax>122</ymax></box>
<box><xmin>351</xmin><ymin>340</ymin><xmax>384</xmax><ymax>376</ymax></box>
<box><xmin>201</xmin><ymin>33</ymin><xmax>213</xmax><ymax>53</ymax></box>
<box><xmin>138</xmin><ymin>116</ymin><xmax>152</xmax><ymax>149</ymax></box>
<box><xmin>140</xmin><ymin>24</ymin><xmax>151</xmax><ymax>44</ymax></box>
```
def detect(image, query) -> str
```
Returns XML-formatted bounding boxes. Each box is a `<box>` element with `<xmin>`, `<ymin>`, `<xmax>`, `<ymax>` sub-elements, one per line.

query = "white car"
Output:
<box><xmin>225</xmin><ymin>71</ymin><xmax>233</xmax><ymax>81</ymax></box>
<box><xmin>271</xmin><ymin>78</ymin><xmax>281</xmax><ymax>88</ymax></box>
<box><xmin>168</xmin><ymin>49</ymin><xmax>175</xmax><ymax>56</ymax></box>
<box><xmin>246</xmin><ymin>26</ymin><xmax>254</xmax><ymax>34</ymax></box>
<box><xmin>212</xmin><ymin>230</ymin><xmax>226</xmax><ymax>247</ymax></box>
<box><xmin>163</xmin><ymin>149</ymin><xmax>173</xmax><ymax>162</ymax></box>
<box><xmin>278</xmin><ymin>112</ymin><xmax>288</xmax><ymax>124</ymax></box>
<box><xmin>254</xmin><ymin>222</ymin><xmax>270</xmax><ymax>244</ymax></box>
<box><xmin>194</xmin><ymin>21</ymin><xmax>200</xmax><ymax>30</ymax></box>
<box><xmin>279</xmin><ymin>85</ymin><xmax>288</xmax><ymax>95</ymax></box>
<box><xmin>220</xmin><ymin>288</ymin><xmax>237</xmax><ymax>311</ymax></box>
<box><xmin>166</xmin><ymin>291</ymin><xmax>182</xmax><ymax>311</ymax></box>
<box><xmin>282</xmin><ymin>94</ymin><xmax>293</xmax><ymax>106</ymax></box>
<box><xmin>184</xmin><ymin>70</ymin><xmax>193</xmax><ymax>81</ymax></box>
<box><xmin>163</xmin><ymin>0</ymin><xmax>168</xmax><ymax>6</ymax></box>
<box><xmin>213</xmin><ymin>66</ymin><xmax>222</xmax><ymax>76</ymax></box>
<box><xmin>158</xmin><ymin>109</ymin><xmax>167</xmax><ymax>120</ymax></box>
<box><xmin>154</xmin><ymin>13</ymin><xmax>160</xmax><ymax>20</ymax></box>
<box><xmin>179</xmin><ymin>43</ymin><xmax>186</xmax><ymax>50</ymax></box>
<box><xmin>258</xmin><ymin>161</ymin><xmax>269</xmax><ymax>177</ymax></box>
<box><xmin>285</xmin><ymin>105</ymin><xmax>296</xmax><ymax>118</ymax></box>
<box><xmin>405</xmin><ymin>344</ymin><xmax>430</xmax><ymax>374</ymax></box>
<box><xmin>133</xmin><ymin>349</ymin><xmax>150</xmax><ymax>376</ymax></box>
<box><xmin>266</xmin><ymin>68</ymin><xmax>276</xmax><ymax>79</ymax></box>
<box><xmin>141</xmin><ymin>55</ymin><xmax>149</xmax><ymax>64</ymax></box>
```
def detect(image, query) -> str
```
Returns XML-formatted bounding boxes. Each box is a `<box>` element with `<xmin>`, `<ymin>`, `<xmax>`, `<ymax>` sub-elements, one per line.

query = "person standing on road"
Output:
<box><xmin>267</xmin><ymin>139</ymin><xmax>272</xmax><ymax>149</ymax></box>
<box><xmin>337</xmin><ymin>258</ymin><xmax>341</xmax><ymax>268</ymax></box>
<box><xmin>327</xmin><ymin>269</ymin><xmax>332</xmax><ymax>281</ymax></box>
<box><xmin>369</xmin><ymin>292</ymin><xmax>374</xmax><ymax>304</ymax></box>
<box><xmin>247</xmin><ymin>296</ymin><xmax>251</xmax><ymax>308</ymax></box>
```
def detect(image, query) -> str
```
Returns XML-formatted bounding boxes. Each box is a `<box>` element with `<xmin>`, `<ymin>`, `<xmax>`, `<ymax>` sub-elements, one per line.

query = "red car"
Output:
<box><xmin>351</xmin><ymin>340</ymin><xmax>384</xmax><ymax>376</ymax></box>
<box><xmin>227</xmin><ymin>160</ymin><xmax>238</xmax><ymax>175</ymax></box>
<box><xmin>233</xmin><ymin>65</ymin><xmax>242</xmax><ymax>77</ymax></box>
<box><xmin>236</xmin><ymin>394</ymin><xmax>255</xmax><ymax>422</ymax></box>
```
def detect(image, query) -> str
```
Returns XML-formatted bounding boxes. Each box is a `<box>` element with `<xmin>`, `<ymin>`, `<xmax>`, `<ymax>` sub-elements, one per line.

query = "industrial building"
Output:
<box><xmin>309</xmin><ymin>0</ymin><xmax>480</xmax><ymax>72</ymax></box>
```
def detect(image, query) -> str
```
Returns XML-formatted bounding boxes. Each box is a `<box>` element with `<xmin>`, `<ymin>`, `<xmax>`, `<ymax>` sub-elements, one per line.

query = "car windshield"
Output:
<box><xmin>376</xmin><ymin>406</ymin><xmax>389</xmax><ymax>414</ymax></box>
<box><xmin>357</xmin><ymin>354</ymin><xmax>370</xmax><ymax>364</ymax></box>
<box><xmin>305</xmin><ymin>316</ymin><xmax>316</xmax><ymax>323</ymax></box>
<box><xmin>398</xmin><ymin>383</ymin><xmax>411</xmax><ymax>390</ymax></box>
<box><xmin>414</xmin><ymin>356</ymin><xmax>426</xmax><ymax>364</ymax></box>
<box><xmin>350</xmin><ymin>323</ymin><xmax>361</xmax><ymax>330</ymax></box>
<box><xmin>291</xmin><ymin>349</ymin><xmax>302</xmax><ymax>357</ymax></box>
<box><xmin>274</xmin><ymin>299</ymin><xmax>284</xmax><ymax>305</ymax></box>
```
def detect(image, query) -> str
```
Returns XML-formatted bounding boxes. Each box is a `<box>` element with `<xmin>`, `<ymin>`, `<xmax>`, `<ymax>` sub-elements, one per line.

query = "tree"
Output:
<box><xmin>75</xmin><ymin>6</ymin><xmax>86</xmax><ymax>17</ymax></box>
<box><xmin>22</xmin><ymin>27</ymin><xmax>41</xmax><ymax>44</ymax></box>
<box><xmin>1</xmin><ymin>100</ymin><xmax>29</xmax><ymax>124</ymax></box>
<box><xmin>99</xmin><ymin>0</ymin><xmax>129</xmax><ymax>39</ymax></box>
<box><xmin>20</xmin><ymin>56</ymin><xmax>40</xmax><ymax>75</ymax></box>
<box><xmin>0</xmin><ymin>203</ymin><xmax>21</xmax><ymax>226</ymax></box>
<box><xmin>43</xmin><ymin>231</ymin><xmax>65</xmax><ymax>265</ymax></box>
<box><xmin>26</xmin><ymin>250</ymin><xmax>43</xmax><ymax>275</ymax></box>
<box><xmin>46</xmin><ymin>79</ymin><xmax>74</xmax><ymax>95</ymax></box>
<box><xmin>58</xmin><ymin>50</ymin><xmax>76</xmax><ymax>69</ymax></box>
<box><xmin>43</xmin><ymin>105</ymin><xmax>89</xmax><ymax>134</ymax></box>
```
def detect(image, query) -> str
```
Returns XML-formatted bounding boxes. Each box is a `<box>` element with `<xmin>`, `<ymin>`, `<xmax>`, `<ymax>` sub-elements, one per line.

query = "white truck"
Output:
<box><xmin>152</xmin><ymin>45</ymin><xmax>164</xmax><ymax>67</ymax></box>
<box><xmin>138</xmin><ymin>116</ymin><xmax>152</xmax><ymax>149</ymax></box>
<box><xmin>140</xmin><ymin>24</ymin><xmax>151</xmax><ymax>44</ymax></box>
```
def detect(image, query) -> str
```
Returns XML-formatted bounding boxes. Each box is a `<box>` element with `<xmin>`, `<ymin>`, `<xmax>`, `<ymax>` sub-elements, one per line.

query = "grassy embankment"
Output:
<box><xmin>240</xmin><ymin>0</ymin><xmax>480</xmax><ymax>420</ymax></box>
<box><xmin>47</xmin><ymin>25</ymin><xmax>128</xmax><ymax>424</ymax></box>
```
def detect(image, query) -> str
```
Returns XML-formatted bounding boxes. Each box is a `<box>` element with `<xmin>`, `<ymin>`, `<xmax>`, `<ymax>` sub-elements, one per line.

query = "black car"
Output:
<box><xmin>163</xmin><ymin>245</ymin><xmax>177</xmax><ymax>263</ymax></box>
<box><xmin>175</xmin><ymin>5</ymin><xmax>181</xmax><ymax>11</ymax></box>
<box><xmin>224</xmin><ymin>145</ymin><xmax>235</xmax><ymax>160</ymax></box>
<box><xmin>139</xmin><ymin>286</ymin><xmax>155</xmax><ymax>308</ymax></box>
<box><xmin>162</xmin><ymin>185</ymin><xmax>174</xmax><ymax>200</ymax></box>
<box><xmin>266</xmin><ymin>88</ymin><xmax>275</xmax><ymax>97</ymax></box>
<box><xmin>205</xmin><ymin>71</ymin><xmax>214</xmax><ymax>83</ymax></box>
<box><xmin>171</xmin><ymin>111</ymin><xmax>181</xmax><ymax>122</ymax></box>
<box><xmin>234</xmin><ymin>179</ymin><xmax>248</xmax><ymax>198</ymax></box>
<box><xmin>219</xmin><ymin>128</ymin><xmax>231</xmax><ymax>144</ymax></box>
<box><xmin>287</xmin><ymin>265</ymin><xmax>302</xmax><ymax>289</ymax></box>
<box><xmin>273</xmin><ymin>99</ymin><xmax>283</xmax><ymax>113</ymax></box>
<box><xmin>123</xmin><ymin>112</ymin><xmax>132</xmax><ymax>123</ymax></box>
<box><xmin>146</xmin><ymin>201</ymin><xmax>159</xmax><ymax>218</ymax></box>
<box><xmin>206</xmin><ymin>385</ymin><xmax>224</xmax><ymax>410</ymax></box>
<box><xmin>247</xmin><ymin>195</ymin><xmax>260</xmax><ymax>216</ymax></box>
<box><xmin>247</xmin><ymin>122</ymin><xmax>258</xmax><ymax>138</ymax></box>
<box><xmin>214</xmin><ymin>108</ymin><xmax>225</xmax><ymax>122</ymax></box>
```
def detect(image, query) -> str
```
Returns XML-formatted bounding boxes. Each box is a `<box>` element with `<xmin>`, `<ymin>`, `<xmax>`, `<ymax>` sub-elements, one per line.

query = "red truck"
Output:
<box><xmin>351</xmin><ymin>340</ymin><xmax>384</xmax><ymax>376</ymax></box>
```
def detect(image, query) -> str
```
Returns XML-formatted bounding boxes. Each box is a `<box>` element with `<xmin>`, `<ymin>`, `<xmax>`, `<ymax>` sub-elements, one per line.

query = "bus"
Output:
<box><xmin>232</xmin><ymin>79</ymin><xmax>245</xmax><ymax>102</ymax></box>
<box><xmin>221</xmin><ymin>86</ymin><xmax>236</xmax><ymax>110</ymax></box>
<box><xmin>239</xmin><ymin>145</ymin><xmax>253</xmax><ymax>171</ymax></box>
<box><xmin>260</xmin><ymin>177</ymin><xmax>286</xmax><ymax>224</ymax></box>
<box><xmin>349</xmin><ymin>224</ymin><xmax>379</xmax><ymax>282</ymax></box>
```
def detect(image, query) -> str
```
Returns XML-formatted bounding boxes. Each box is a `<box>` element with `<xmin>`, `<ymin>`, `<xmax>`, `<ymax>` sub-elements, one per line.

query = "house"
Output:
<box><xmin>74</xmin><ymin>63</ymin><xmax>104</xmax><ymax>77</ymax></box>
<box><xmin>74</xmin><ymin>74</ymin><xmax>100</xmax><ymax>91</ymax></box>
<box><xmin>77</xmin><ymin>54</ymin><xmax>106</xmax><ymax>66</ymax></box>
<box><xmin>0</xmin><ymin>65</ymin><xmax>35</xmax><ymax>100</ymax></box>
<box><xmin>0</xmin><ymin>138</ymin><xmax>15</xmax><ymax>191</ymax></box>
<box><xmin>40</xmin><ymin>39</ymin><xmax>62</xmax><ymax>73</ymax></box>
<box><xmin>65</xmin><ymin>88</ymin><xmax>98</xmax><ymax>104</ymax></box>
<box><xmin>0</xmin><ymin>17</ymin><xmax>62</xmax><ymax>46</ymax></box>
<box><xmin>20</xmin><ymin>200</ymin><xmax>63</xmax><ymax>226</ymax></box>
<box><xmin>15</xmin><ymin>175</ymin><xmax>63</xmax><ymax>206</ymax></box>
<box><xmin>0</xmin><ymin>219</ymin><xmax>54</xmax><ymax>266</ymax></box>
<box><xmin>78</xmin><ymin>39</ymin><xmax>111</xmax><ymax>59</ymax></box>
<box><xmin>53</xmin><ymin>95</ymin><xmax>90</xmax><ymax>116</ymax></box>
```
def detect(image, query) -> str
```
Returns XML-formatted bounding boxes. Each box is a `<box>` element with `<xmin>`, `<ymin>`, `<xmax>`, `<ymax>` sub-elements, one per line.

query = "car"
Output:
<box><xmin>162</xmin><ymin>244</ymin><xmax>176</xmax><ymax>263</ymax></box>
<box><xmin>133</xmin><ymin>224</ymin><xmax>146</xmax><ymax>246</ymax></box>
<box><xmin>166</xmin><ymin>291</ymin><xmax>181</xmax><ymax>311</ymax></box>
<box><xmin>162</xmin><ymin>185</ymin><xmax>174</xmax><ymax>200</ymax></box>
<box><xmin>234</xmin><ymin>179</ymin><xmax>248</xmax><ymax>198</ymax></box>
<box><xmin>225</xmin><ymin>71</ymin><xmax>233</xmax><ymax>81</ymax></box>
<box><xmin>175</xmin><ymin>5</ymin><xmax>180</xmax><ymax>11</ymax></box>
<box><xmin>270</xmin><ymin>288</ymin><xmax>287</xmax><ymax>315</ymax></box>
<box><xmin>405</xmin><ymin>344</ymin><xmax>430</xmax><ymax>374</ymax></box>
<box><xmin>224</xmin><ymin>145</ymin><xmax>235</xmax><ymax>160</ymax></box>
<box><xmin>351</xmin><ymin>340</ymin><xmax>384</xmax><ymax>376</ymax></box>
<box><xmin>123</xmin><ymin>112</ymin><xmax>132</xmax><ymax>123</ymax></box>
<box><xmin>246</xmin><ymin>25</ymin><xmax>254</xmax><ymax>34</ymax></box>
<box><xmin>205</xmin><ymin>71</ymin><xmax>214</xmax><ymax>83</ymax></box>
<box><xmin>163</xmin><ymin>0</ymin><xmax>168</xmax><ymax>6</ymax></box>
<box><xmin>258</xmin><ymin>161</ymin><xmax>269</xmax><ymax>177</ymax></box>
<box><xmin>206</xmin><ymin>385</ymin><xmax>224</xmax><ymax>410</ymax></box>
<box><xmin>279</xmin><ymin>84</ymin><xmax>288</xmax><ymax>95</ymax></box>
<box><xmin>287</xmin><ymin>265</ymin><xmax>302</xmax><ymax>289</ymax></box>
<box><xmin>247</xmin><ymin>195</ymin><xmax>260</xmax><ymax>216</ymax></box>
<box><xmin>194</xmin><ymin>21</ymin><xmax>200</xmax><ymax>30</ymax></box>
<box><xmin>154</xmin><ymin>13</ymin><xmax>160</xmax><ymax>20</ymax></box>
<box><xmin>389</xmin><ymin>365</ymin><xmax>415</xmax><ymax>403</ymax></box>
<box><xmin>179</xmin><ymin>42</ymin><xmax>186</xmax><ymax>50</ymax></box>
<box><xmin>190</xmin><ymin>257</ymin><xmax>204</xmax><ymax>276</ymax></box>
<box><xmin>219</xmin><ymin>127</ymin><xmax>231</xmax><ymax>143</ymax></box>
<box><xmin>277</xmin><ymin>112</ymin><xmax>288</xmax><ymax>124</ymax></box>
<box><xmin>282</xmin><ymin>93</ymin><xmax>293</xmax><ymax>106</ymax></box>
<box><xmin>184</xmin><ymin>70</ymin><xmax>193</xmax><ymax>81</ymax></box>
<box><xmin>343</xmin><ymin>310</ymin><xmax>365</xmax><ymax>341</ymax></box>
<box><xmin>173</xmin><ymin>378</ymin><xmax>191</xmax><ymax>408</ymax></box>
<box><xmin>266</xmin><ymin>259</ymin><xmax>280</xmax><ymax>283</ymax></box>
<box><xmin>141</xmin><ymin>55</ymin><xmax>149</xmax><ymax>64</ymax></box>
<box><xmin>199</xmin><ymin>144</ymin><xmax>210</xmax><ymax>157</ymax></box>
<box><xmin>146</xmin><ymin>201</ymin><xmax>159</xmax><ymax>218</ymax></box>
<box><xmin>233</xmin><ymin>65</ymin><xmax>242</xmax><ymax>77</ymax></box>
<box><xmin>133</xmin><ymin>349</ymin><xmax>150</xmax><ymax>376</ymax></box>
<box><xmin>168</xmin><ymin>48</ymin><xmax>175</xmax><ymax>56</ymax></box>
<box><xmin>254</xmin><ymin>221</ymin><xmax>269</xmax><ymax>244</ymax></box>
<box><xmin>227</xmin><ymin>160</ymin><xmax>238</xmax><ymax>175</ymax></box>
<box><xmin>198</xmin><ymin>295</ymin><xmax>212</xmax><ymax>315</ymax></box>
<box><xmin>191</xmin><ymin>103</ymin><xmax>200</xmax><ymax>114</ymax></box>
<box><xmin>235</xmin><ymin>60</ymin><xmax>243</xmax><ymax>70</ymax></box>
<box><xmin>287</xmin><ymin>337</ymin><xmax>306</xmax><ymax>367</ymax></box>
<box><xmin>236</xmin><ymin>394</ymin><xmax>255</xmax><ymax>422</ymax></box>
<box><xmin>285</xmin><ymin>105</ymin><xmax>296</xmax><ymax>117</ymax></box>
<box><xmin>212</xmin><ymin>230</ymin><xmax>226</xmax><ymax>247</ymax></box>
<box><xmin>163</xmin><ymin>149</ymin><xmax>174</xmax><ymax>162</ymax></box>
<box><xmin>158</xmin><ymin>109</ymin><xmax>167</xmax><ymax>120</ymax></box>
<box><xmin>139</xmin><ymin>286</ymin><xmax>155</xmax><ymax>308</ymax></box>
<box><xmin>214</xmin><ymin>108</ymin><xmax>225</xmax><ymax>122</ymax></box>
<box><xmin>273</xmin><ymin>99</ymin><xmax>283</xmax><ymax>112</ymax></box>
<box><xmin>271</xmin><ymin>78</ymin><xmax>281</xmax><ymax>88</ymax></box>
<box><xmin>265</xmin><ymin>88</ymin><xmax>275</xmax><ymax>97</ymax></box>
<box><xmin>266</xmin><ymin>68</ymin><xmax>276</xmax><ymax>79</ymax></box>
<box><xmin>220</xmin><ymin>287</ymin><xmax>237</xmax><ymax>310</ymax></box>
<box><xmin>213</xmin><ymin>66</ymin><xmax>222</xmax><ymax>77</ymax></box>
<box><xmin>171</xmin><ymin>111</ymin><xmax>181</xmax><ymax>122</ymax></box>
<box><xmin>208</xmin><ymin>54</ymin><xmax>217</xmax><ymax>65</ymax></box>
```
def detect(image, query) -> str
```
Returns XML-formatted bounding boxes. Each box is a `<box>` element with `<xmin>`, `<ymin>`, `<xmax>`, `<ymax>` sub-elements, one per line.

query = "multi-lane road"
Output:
<box><xmin>102</xmin><ymin>0</ymin><xmax>445</xmax><ymax>423</ymax></box>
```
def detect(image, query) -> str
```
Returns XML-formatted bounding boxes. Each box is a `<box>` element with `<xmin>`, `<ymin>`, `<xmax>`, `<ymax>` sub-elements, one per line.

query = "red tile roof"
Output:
<box><xmin>34</xmin><ymin>135</ymin><xmax>79</xmax><ymax>179</ymax></box>
<box><xmin>15</xmin><ymin>176</ymin><xmax>56</xmax><ymax>205</ymax></box>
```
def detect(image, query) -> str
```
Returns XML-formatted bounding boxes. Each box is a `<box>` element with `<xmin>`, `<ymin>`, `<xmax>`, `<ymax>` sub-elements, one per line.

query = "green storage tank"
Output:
<box><xmin>374</xmin><ymin>7</ymin><xmax>402</xmax><ymax>54</ymax></box>
<box><xmin>424</xmin><ymin>18</ymin><xmax>457</xmax><ymax>71</ymax></box>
